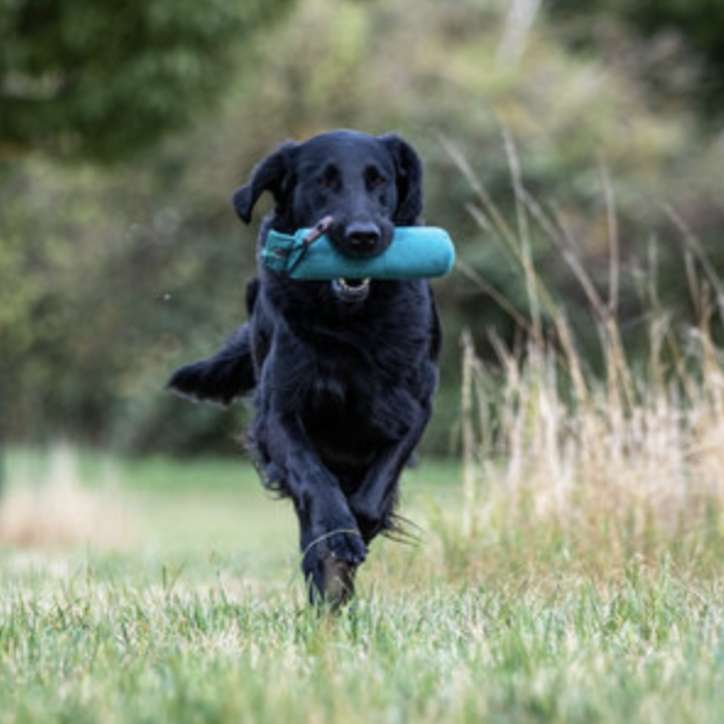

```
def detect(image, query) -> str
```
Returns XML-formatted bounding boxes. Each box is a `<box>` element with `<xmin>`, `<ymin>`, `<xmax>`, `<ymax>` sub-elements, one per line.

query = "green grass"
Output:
<box><xmin>0</xmin><ymin>449</ymin><xmax>722</xmax><ymax>724</ymax></box>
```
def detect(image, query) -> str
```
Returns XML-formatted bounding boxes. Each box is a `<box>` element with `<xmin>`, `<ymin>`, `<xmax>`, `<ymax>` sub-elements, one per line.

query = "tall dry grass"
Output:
<box><xmin>432</xmin><ymin>135</ymin><xmax>724</xmax><ymax>580</ymax></box>
<box><xmin>0</xmin><ymin>445</ymin><xmax>133</xmax><ymax>549</ymax></box>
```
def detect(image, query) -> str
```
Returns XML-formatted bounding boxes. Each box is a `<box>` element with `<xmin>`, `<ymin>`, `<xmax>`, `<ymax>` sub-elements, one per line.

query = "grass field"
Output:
<box><xmin>0</xmin><ymin>447</ymin><xmax>722</xmax><ymax>724</ymax></box>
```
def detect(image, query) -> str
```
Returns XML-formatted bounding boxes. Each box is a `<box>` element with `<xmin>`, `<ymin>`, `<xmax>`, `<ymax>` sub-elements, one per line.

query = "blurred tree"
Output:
<box><xmin>0</xmin><ymin>0</ymin><xmax>294</xmax><ymax>471</ymax></box>
<box><xmin>551</xmin><ymin>0</ymin><xmax>724</xmax><ymax>115</ymax></box>
<box><xmin>0</xmin><ymin>0</ymin><xmax>294</xmax><ymax>160</ymax></box>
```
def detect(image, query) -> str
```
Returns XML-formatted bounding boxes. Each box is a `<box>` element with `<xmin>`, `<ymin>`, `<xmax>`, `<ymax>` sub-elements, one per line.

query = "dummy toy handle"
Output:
<box><xmin>289</xmin><ymin>215</ymin><xmax>334</xmax><ymax>275</ymax></box>
<box><xmin>303</xmin><ymin>215</ymin><xmax>334</xmax><ymax>244</ymax></box>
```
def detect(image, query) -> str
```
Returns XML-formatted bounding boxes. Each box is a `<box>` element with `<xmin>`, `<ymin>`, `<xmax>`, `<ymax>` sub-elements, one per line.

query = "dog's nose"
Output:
<box><xmin>344</xmin><ymin>222</ymin><xmax>381</xmax><ymax>254</ymax></box>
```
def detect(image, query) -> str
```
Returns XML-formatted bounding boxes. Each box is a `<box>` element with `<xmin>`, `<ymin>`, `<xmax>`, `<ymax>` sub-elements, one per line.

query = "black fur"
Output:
<box><xmin>166</xmin><ymin>324</ymin><xmax>255</xmax><ymax>406</ymax></box>
<box><xmin>168</xmin><ymin>130</ymin><xmax>441</xmax><ymax>606</ymax></box>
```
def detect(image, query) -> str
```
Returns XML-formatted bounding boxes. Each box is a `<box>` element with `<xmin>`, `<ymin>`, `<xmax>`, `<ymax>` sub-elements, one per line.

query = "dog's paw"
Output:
<box><xmin>320</xmin><ymin>556</ymin><xmax>358</xmax><ymax>610</ymax></box>
<box><xmin>302</xmin><ymin>524</ymin><xmax>366</xmax><ymax>609</ymax></box>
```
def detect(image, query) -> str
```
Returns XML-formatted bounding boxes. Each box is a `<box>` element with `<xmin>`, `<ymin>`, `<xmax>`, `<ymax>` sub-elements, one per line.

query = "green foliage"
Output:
<box><xmin>3</xmin><ymin>0</ymin><xmax>724</xmax><ymax>454</ymax></box>
<box><xmin>0</xmin><ymin>0</ymin><xmax>294</xmax><ymax>159</ymax></box>
<box><xmin>0</xmin><ymin>157</ymin><xmax>251</xmax><ymax>449</ymax></box>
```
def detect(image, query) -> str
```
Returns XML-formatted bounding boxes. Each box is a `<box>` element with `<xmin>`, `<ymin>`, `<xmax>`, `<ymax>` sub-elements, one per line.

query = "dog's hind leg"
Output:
<box><xmin>167</xmin><ymin>323</ymin><xmax>256</xmax><ymax>405</ymax></box>
<box><xmin>167</xmin><ymin>277</ymin><xmax>260</xmax><ymax>405</ymax></box>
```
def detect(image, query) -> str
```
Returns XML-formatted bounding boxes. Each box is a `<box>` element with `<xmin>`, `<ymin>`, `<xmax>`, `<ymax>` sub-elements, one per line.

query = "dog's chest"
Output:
<box><xmin>303</xmin><ymin>324</ymin><xmax>423</xmax><ymax>437</ymax></box>
<box><xmin>307</xmin><ymin>349</ymin><xmax>378</xmax><ymax>417</ymax></box>
<box><xmin>303</xmin><ymin>352</ymin><xmax>393</xmax><ymax>465</ymax></box>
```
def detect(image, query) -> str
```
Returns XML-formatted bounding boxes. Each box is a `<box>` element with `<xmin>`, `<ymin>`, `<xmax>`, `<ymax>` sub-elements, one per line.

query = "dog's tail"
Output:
<box><xmin>167</xmin><ymin>323</ymin><xmax>256</xmax><ymax>405</ymax></box>
<box><xmin>167</xmin><ymin>278</ymin><xmax>259</xmax><ymax>406</ymax></box>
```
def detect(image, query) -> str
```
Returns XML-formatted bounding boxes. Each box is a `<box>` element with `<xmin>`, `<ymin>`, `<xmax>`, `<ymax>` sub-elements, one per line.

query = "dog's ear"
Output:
<box><xmin>232</xmin><ymin>141</ymin><xmax>297</xmax><ymax>224</ymax></box>
<box><xmin>379</xmin><ymin>133</ymin><xmax>423</xmax><ymax>225</ymax></box>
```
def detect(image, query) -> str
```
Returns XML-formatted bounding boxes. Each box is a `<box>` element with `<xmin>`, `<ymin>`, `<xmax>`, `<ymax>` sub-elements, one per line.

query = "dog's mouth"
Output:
<box><xmin>331</xmin><ymin>277</ymin><xmax>371</xmax><ymax>302</ymax></box>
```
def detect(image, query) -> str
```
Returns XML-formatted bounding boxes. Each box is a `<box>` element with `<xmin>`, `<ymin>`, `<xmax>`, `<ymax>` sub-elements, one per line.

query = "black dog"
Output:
<box><xmin>168</xmin><ymin>130</ymin><xmax>441</xmax><ymax>606</ymax></box>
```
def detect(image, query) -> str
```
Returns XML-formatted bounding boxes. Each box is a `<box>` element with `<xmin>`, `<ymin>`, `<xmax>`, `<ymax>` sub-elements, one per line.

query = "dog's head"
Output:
<box><xmin>233</xmin><ymin>129</ymin><xmax>422</xmax><ymax>303</ymax></box>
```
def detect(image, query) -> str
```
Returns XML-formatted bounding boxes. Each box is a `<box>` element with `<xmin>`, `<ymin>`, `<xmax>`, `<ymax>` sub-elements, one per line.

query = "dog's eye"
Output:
<box><xmin>319</xmin><ymin>165</ymin><xmax>341</xmax><ymax>191</ymax></box>
<box><xmin>364</xmin><ymin>166</ymin><xmax>386</xmax><ymax>190</ymax></box>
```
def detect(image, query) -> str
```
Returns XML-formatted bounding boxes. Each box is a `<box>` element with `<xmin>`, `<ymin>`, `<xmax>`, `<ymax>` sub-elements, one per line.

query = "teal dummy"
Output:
<box><xmin>261</xmin><ymin>225</ymin><xmax>455</xmax><ymax>280</ymax></box>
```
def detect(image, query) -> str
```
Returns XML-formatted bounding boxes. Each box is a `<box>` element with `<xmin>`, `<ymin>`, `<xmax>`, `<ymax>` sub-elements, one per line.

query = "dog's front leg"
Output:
<box><xmin>262</xmin><ymin>409</ymin><xmax>367</xmax><ymax>605</ymax></box>
<box><xmin>254</xmin><ymin>328</ymin><xmax>367</xmax><ymax>605</ymax></box>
